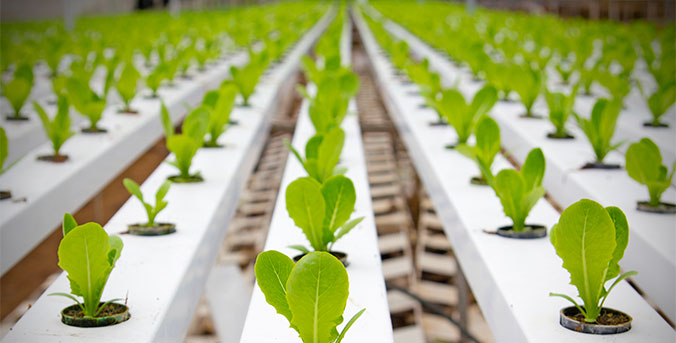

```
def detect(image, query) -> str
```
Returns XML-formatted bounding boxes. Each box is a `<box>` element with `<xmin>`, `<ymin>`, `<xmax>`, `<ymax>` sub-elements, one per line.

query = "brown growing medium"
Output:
<box><xmin>568</xmin><ymin>307</ymin><xmax>631</xmax><ymax>326</ymax></box>
<box><xmin>64</xmin><ymin>303</ymin><xmax>127</xmax><ymax>318</ymax></box>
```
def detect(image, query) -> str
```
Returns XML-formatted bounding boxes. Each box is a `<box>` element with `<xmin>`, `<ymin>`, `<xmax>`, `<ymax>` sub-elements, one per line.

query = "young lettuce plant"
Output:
<box><xmin>255</xmin><ymin>250</ymin><xmax>365</xmax><ymax>343</ymax></box>
<box><xmin>597</xmin><ymin>71</ymin><xmax>630</xmax><ymax>105</ymax></box>
<box><xmin>302</xmin><ymin>71</ymin><xmax>359</xmax><ymax>134</ymax></box>
<box><xmin>625</xmin><ymin>138</ymin><xmax>676</xmax><ymax>213</ymax></box>
<box><xmin>544</xmin><ymin>85</ymin><xmax>578</xmax><ymax>139</ymax></box>
<box><xmin>66</xmin><ymin>78</ymin><xmax>107</xmax><ymax>133</ymax></box>
<box><xmin>116</xmin><ymin>61</ymin><xmax>141</xmax><ymax>113</ymax></box>
<box><xmin>4</xmin><ymin>62</ymin><xmax>34</xmax><ymax>120</ymax></box>
<box><xmin>550</xmin><ymin>199</ymin><xmax>637</xmax><ymax>325</ymax></box>
<box><xmin>285</xmin><ymin>176</ymin><xmax>364</xmax><ymax>257</ymax></box>
<box><xmin>512</xmin><ymin>66</ymin><xmax>543</xmax><ymax>118</ymax></box>
<box><xmin>146</xmin><ymin>63</ymin><xmax>168</xmax><ymax>98</ymax></box>
<box><xmin>0</xmin><ymin>127</ymin><xmax>10</xmax><ymax>199</ymax></box>
<box><xmin>439</xmin><ymin>85</ymin><xmax>498</xmax><ymax>148</ymax></box>
<box><xmin>160</xmin><ymin>103</ymin><xmax>210</xmax><ymax>182</ymax></box>
<box><xmin>123</xmin><ymin>178</ymin><xmax>176</xmax><ymax>234</ymax></box>
<box><xmin>230</xmin><ymin>49</ymin><xmax>268</xmax><ymax>106</ymax></box>
<box><xmin>202</xmin><ymin>84</ymin><xmax>237</xmax><ymax>147</ymax></box>
<box><xmin>492</xmin><ymin>148</ymin><xmax>546</xmax><ymax>235</ymax></box>
<box><xmin>638</xmin><ymin>81</ymin><xmax>676</xmax><ymax>128</ymax></box>
<box><xmin>285</xmin><ymin>127</ymin><xmax>345</xmax><ymax>184</ymax></box>
<box><xmin>391</xmin><ymin>40</ymin><xmax>410</xmax><ymax>73</ymax></box>
<box><xmin>49</xmin><ymin>214</ymin><xmax>128</xmax><ymax>324</ymax></box>
<box><xmin>33</xmin><ymin>96</ymin><xmax>75</xmax><ymax>162</ymax></box>
<box><xmin>575</xmin><ymin>99</ymin><xmax>623</xmax><ymax>169</ymax></box>
<box><xmin>456</xmin><ymin>116</ymin><xmax>501</xmax><ymax>186</ymax></box>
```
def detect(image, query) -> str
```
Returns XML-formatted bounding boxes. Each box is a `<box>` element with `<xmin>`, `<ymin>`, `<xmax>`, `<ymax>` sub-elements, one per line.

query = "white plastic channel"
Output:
<box><xmin>241</xmin><ymin>16</ymin><xmax>394</xmax><ymax>343</ymax></box>
<box><xmin>372</xmin><ymin>7</ymin><xmax>676</xmax><ymax>323</ymax></box>
<box><xmin>2</xmin><ymin>9</ymin><xmax>333</xmax><ymax>343</ymax></box>
<box><xmin>354</xmin><ymin>7</ymin><xmax>676</xmax><ymax>342</ymax></box>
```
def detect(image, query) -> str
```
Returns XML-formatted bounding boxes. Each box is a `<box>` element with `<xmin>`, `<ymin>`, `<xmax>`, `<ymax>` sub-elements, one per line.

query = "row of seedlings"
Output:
<box><xmin>240</xmin><ymin>8</ymin><xmax>394</xmax><ymax>342</ymax></box>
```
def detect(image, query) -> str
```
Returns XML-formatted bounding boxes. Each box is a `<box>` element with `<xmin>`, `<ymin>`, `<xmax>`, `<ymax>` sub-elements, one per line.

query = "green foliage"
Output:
<box><xmin>33</xmin><ymin>96</ymin><xmax>75</xmax><ymax>157</ymax></box>
<box><xmin>4</xmin><ymin>63</ymin><xmax>34</xmax><ymax>118</ymax></box>
<box><xmin>457</xmin><ymin>116</ymin><xmax>501</xmax><ymax>185</ymax></box>
<box><xmin>66</xmin><ymin>78</ymin><xmax>107</xmax><ymax>131</ymax></box>
<box><xmin>638</xmin><ymin>81</ymin><xmax>676</xmax><ymax>127</ymax></box>
<box><xmin>123</xmin><ymin>178</ymin><xmax>171</xmax><ymax>227</ymax></box>
<box><xmin>146</xmin><ymin>63</ymin><xmax>168</xmax><ymax>98</ymax></box>
<box><xmin>512</xmin><ymin>66</ymin><xmax>542</xmax><ymax>117</ymax></box>
<box><xmin>544</xmin><ymin>85</ymin><xmax>578</xmax><ymax>138</ymax></box>
<box><xmin>439</xmin><ymin>85</ymin><xmax>497</xmax><ymax>146</ymax></box>
<box><xmin>0</xmin><ymin>127</ymin><xmax>7</xmax><ymax>174</ymax></box>
<box><xmin>391</xmin><ymin>40</ymin><xmax>410</xmax><ymax>71</ymax></box>
<box><xmin>161</xmin><ymin>105</ymin><xmax>210</xmax><ymax>180</ymax></box>
<box><xmin>116</xmin><ymin>61</ymin><xmax>141</xmax><ymax>112</ymax></box>
<box><xmin>575</xmin><ymin>99</ymin><xmax>623</xmax><ymax>163</ymax></box>
<box><xmin>286</xmin><ymin>176</ymin><xmax>364</xmax><ymax>252</ymax></box>
<box><xmin>492</xmin><ymin>148</ymin><xmax>546</xmax><ymax>232</ymax></box>
<box><xmin>49</xmin><ymin>213</ymin><xmax>124</xmax><ymax>317</ymax></box>
<box><xmin>285</xmin><ymin>127</ymin><xmax>345</xmax><ymax>184</ymax></box>
<box><xmin>550</xmin><ymin>199</ymin><xmax>637</xmax><ymax>322</ymax></box>
<box><xmin>597</xmin><ymin>71</ymin><xmax>630</xmax><ymax>104</ymax></box>
<box><xmin>230</xmin><ymin>49</ymin><xmax>269</xmax><ymax>106</ymax></box>
<box><xmin>625</xmin><ymin>138</ymin><xmax>676</xmax><ymax>207</ymax></box>
<box><xmin>255</xmin><ymin>250</ymin><xmax>365</xmax><ymax>343</ymax></box>
<box><xmin>301</xmin><ymin>71</ymin><xmax>359</xmax><ymax>134</ymax></box>
<box><xmin>203</xmin><ymin>84</ymin><xmax>237</xmax><ymax>147</ymax></box>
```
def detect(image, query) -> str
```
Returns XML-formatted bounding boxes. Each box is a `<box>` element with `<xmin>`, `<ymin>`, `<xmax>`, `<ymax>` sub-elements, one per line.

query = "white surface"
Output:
<box><xmin>0</xmin><ymin>50</ymin><xmax>249</xmax><ymax>277</ymax></box>
<box><xmin>373</xmin><ymin>8</ymin><xmax>676</xmax><ymax>323</ymax></box>
<box><xmin>206</xmin><ymin>264</ymin><xmax>251</xmax><ymax>343</ymax></box>
<box><xmin>2</xmin><ymin>10</ymin><xmax>332</xmax><ymax>343</ymax></box>
<box><xmin>354</xmin><ymin>7</ymin><xmax>675</xmax><ymax>342</ymax></box>
<box><xmin>241</xmin><ymin>19</ymin><xmax>394</xmax><ymax>343</ymax></box>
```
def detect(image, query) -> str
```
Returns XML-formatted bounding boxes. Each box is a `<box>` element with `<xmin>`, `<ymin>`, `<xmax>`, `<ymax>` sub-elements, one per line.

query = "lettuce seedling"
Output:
<box><xmin>203</xmin><ymin>84</ymin><xmax>237</xmax><ymax>147</ymax></box>
<box><xmin>255</xmin><ymin>250</ymin><xmax>365</xmax><ymax>343</ymax></box>
<box><xmin>33</xmin><ymin>96</ymin><xmax>75</xmax><ymax>160</ymax></box>
<box><xmin>544</xmin><ymin>85</ymin><xmax>578</xmax><ymax>139</ymax></box>
<box><xmin>146</xmin><ymin>63</ymin><xmax>168</xmax><ymax>98</ymax></box>
<box><xmin>638</xmin><ymin>81</ymin><xmax>676</xmax><ymax>127</ymax></box>
<box><xmin>391</xmin><ymin>40</ymin><xmax>410</xmax><ymax>72</ymax></box>
<box><xmin>575</xmin><ymin>99</ymin><xmax>623</xmax><ymax>165</ymax></box>
<box><xmin>123</xmin><ymin>178</ymin><xmax>171</xmax><ymax>227</ymax></box>
<box><xmin>492</xmin><ymin>148</ymin><xmax>546</xmax><ymax>232</ymax></box>
<box><xmin>512</xmin><ymin>66</ymin><xmax>542</xmax><ymax>118</ymax></box>
<box><xmin>597</xmin><ymin>71</ymin><xmax>630</xmax><ymax>105</ymax></box>
<box><xmin>302</xmin><ymin>71</ymin><xmax>359</xmax><ymax>134</ymax></box>
<box><xmin>230</xmin><ymin>49</ymin><xmax>269</xmax><ymax>106</ymax></box>
<box><xmin>4</xmin><ymin>63</ymin><xmax>34</xmax><ymax>120</ymax></box>
<box><xmin>626</xmin><ymin>138</ymin><xmax>676</xmax><ymax>208</ymax></box>
<box><xmin>66</xmin><ymin>78</ymin><xmax>107</xmax><ymax>132</ymax></box>
<box><xmin>286</xmin><ymin>176</ymin><xmax>364</xmax><ymax>253</ymax></box>
<box><xmin>550</xmin><ymin>199</ymin><xmax>637</xmax><ymax>322</ymax></box>
<box><xmin>49</xmin><ymin>213</ymin><xmax>124</xmax><ymax>318</ymax></box>
<box><xmin>285</xmin><ymin>127</ymin><xmax>346</xmax><ymax>184</ymax></box>
<box><xmin>160</xmin><ymin>103</ymin><xmax>210</xmax><ymax>182</ymax></box>
<box><xmin>457</xmin><ymin>116</ymin><xmax>501</xmax><ymax>185</ymax></box>
<box><xmin>440</xmin><ymin>85</ymin><xmax>497</xmax><ymax>147</ymax></box>
<box><xmin>103</xmin><ymin>56</ymin><xmax>121</xmax><ymax>99</ymax></box>
<box><xmin>116</xmin><ymin>62</ymin><xmax>141</xmax><ymax>113</ymax></box>
<box><xmin>555</xmin><ymin>62</ymin><xmax>574</xmax><ymax>85</ymax></box>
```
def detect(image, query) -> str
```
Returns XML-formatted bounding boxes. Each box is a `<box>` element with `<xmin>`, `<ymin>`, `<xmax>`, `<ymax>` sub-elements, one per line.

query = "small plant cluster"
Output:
<box><xmin>50</xmin><ymin>214</ymin><xmax>126</xmax><ymax>319</ymax></box>
<box><xmin>255</xmin><ymin>250</ymin><xmax>364</xmax><ymax>343</ymax></box>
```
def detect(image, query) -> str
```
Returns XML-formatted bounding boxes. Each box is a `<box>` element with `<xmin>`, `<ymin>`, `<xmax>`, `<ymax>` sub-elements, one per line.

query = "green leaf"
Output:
<box><xmin>155</xmin><ymin>181</ymin><xmax>171</xmax><ymax>205</ymax></box>
<box><xmin>521</xmin><ymin>148</ymin><xmax>545</xmax><ymax>192</ymax></box>
<box><xmin>550</xmin><ymin>199</ymin><xmax>617</xmax><ymax>322</ymax></box>
<box><xmin>288</xmin><ymin>245</ymin><xmax>310</xmax><ymax>254</ymax></box>
<box><xmin>287</xmin><ymin>252</ymin><xmax>349</xmax><ymax>343</ymax></box>
<box><xmin>286</xmin><ymin>177</ymin><xmax>327</xmax><ymax>251</ymax></box>
<box><xmin>334</xmin><ymin>217</ymin><xmax>364</xmax><ymax>242</ymax></box>
<box><xmin>625</xmin><ymin>138</ymin><xmax>670</xmax><ymax>205</ymax></box>
<box><xmin>160</xmin><ymin>102</ymin><xmax>174</xmax><ymax>139</ymax></box>
<box><xmin>123</xmin><ymin>178</ymin><xmax>144</xmax><ymax>203</ymax></box>
<box><xmin>255</xmin><ymin>250</ymin><xmax>295</xmax><ymax>323</ymax></box>
<box><xmin>116</xmin><ymin>61</ymin><xmax>140</xmax><ymax>108</ymax></box>
<box><xmin>335</xmin><ymin>308</ymin><xmax>365</xmax><ymax>343</ymax></box>
<box><xmin>317</xmin><ymin>128</ymin><xmax>345</xmax><ymax>182</ymax></box>
<box><xmin>0</xmin><ymin>127</ymin><xmax>7</xmax><ymax>172</ymax></box>
<box><xmin>321</xmin><ymin>176</ymin><xmax>356</xmax><ymax>239</ymax></box>
<box><xmin>62</xmin><ymin>213</ymin><xmax>78</xmax><ymax>236</ymax></box>
<box><xmin>605</xmin><ymin>206</ymin><xmax>629</xmax><ymax>281</ymax></box>
<box><xmin>57</xmin><ymin>222</ymin><xmax>123</xmax><ymax>317</ymax></box>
